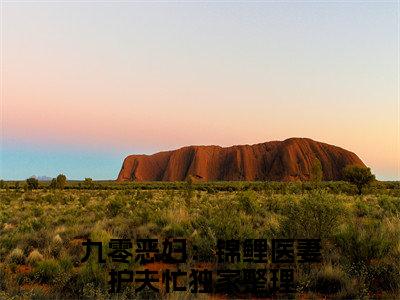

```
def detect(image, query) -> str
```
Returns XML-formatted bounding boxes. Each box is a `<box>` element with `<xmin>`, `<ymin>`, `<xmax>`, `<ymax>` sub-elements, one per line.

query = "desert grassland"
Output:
<box><xmin>0</xmin><ymin>181</ymin><xmax>399</xmax><ymax>299</ymax></box>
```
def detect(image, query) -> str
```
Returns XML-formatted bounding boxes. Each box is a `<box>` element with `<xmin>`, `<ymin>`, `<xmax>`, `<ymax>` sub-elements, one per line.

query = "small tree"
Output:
<box><xmin>26</xmin><ymin>177</ymin><xmax>39</xmax><ymax>190</ymax></box>
<box><xmin>310</xmin><ymin>158</ymin><xmax>323</xmax><ymax>182</ymax></box>
<box><xmin>343</xmin><ymin>165</ymin><xmax>375</xmax><ymax>195</ymax></box>
<box><xmin>49</xmin><ymin>178</ymin><xmax>57</xmax><ymax>189</ymax></box>
<box><xmin>84</xmin><ymin>178</ymin><xmax>93</xmax><ymax>188</ymax></box>
<box><xmin>49</xmin><ymin>174</ymin><xmax>67</xmax><ymax>189</ymax></box>
<box><xmin>56</xmin><ymin>174</ymin><xmax>67</xmax><ymax>189</ymax></box>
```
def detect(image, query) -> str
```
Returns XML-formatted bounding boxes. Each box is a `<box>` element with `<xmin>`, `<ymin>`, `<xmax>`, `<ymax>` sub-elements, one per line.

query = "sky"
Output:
<box><xmin>1</xmin><ymin>1</ymin><xmax>399</xmax><ymax>180</ymax></box>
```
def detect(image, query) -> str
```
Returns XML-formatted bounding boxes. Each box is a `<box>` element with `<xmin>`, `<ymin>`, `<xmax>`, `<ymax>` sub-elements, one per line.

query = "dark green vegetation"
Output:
<box><xmin>26</xmin><ymin>178</ymin><xmax>39</xmax><ymax>190</ymax></box>
<box><xmin>0</xmin><ymin>181</ymin><xmax>399</xmax><ymax>299</ymax></box>
<box><xmin>7</xmin><ymin>177</ymin><xmax>400</xmax><ymax>197</ymax></box>
<box><xmin>343</xmin><ymin>166</ymin><xmax>376</xmax><ymax>195</ymax></box>
<box><xmin>49</xmin><ymin>174</ymin><xmax>67</xmax><ymax>190</ymax></box>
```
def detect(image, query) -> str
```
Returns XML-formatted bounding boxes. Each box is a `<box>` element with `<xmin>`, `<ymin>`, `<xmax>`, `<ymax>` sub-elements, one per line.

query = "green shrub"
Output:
<box><xmin>78</xmin><ymin>194</ymin><xmax>90</xmax><ymax>206</ymax></box>
<box><xmin>313</xmin><ymin>264</ymin><xmax>346</xmax><ymax>294</ymax></box>
<box><xmin>355</xmin><ymin>200</ymin><xmax>370</xmax><ymax>217</ymax></box>
<box><xmin>84</xmin><ymin>178</ymin><xmax>94</xmax><ymax>189</ymax></box>
<box><xmin>26</xmin><ymin>177</ymin><xmax>39</xmax><ymax>190</ymax></box>
<box><xmin>334</xmin><ymin>222</ymin><xmax>394</xmax><ymax>267</ymax></box>
<box><xmin>55</xmin><ymin>263</ymin><xmax>108</xmax><ymax>298</ymax></box>
<box><xmin>106</xmin><ymin>198</ymin><xmax>124</xmax><ymax>218</ymax></box>
<box><xmin>310</xmin><ymin>158</ymin><xmax>323</xmax><ymax>182</ymax></box>
<box><xmin>33</xmin><ymin>259</ymin><xmax>61</xmax><ymax>283</ymax></box>
<box><xmin>189</xmin><ymin>228</ymin><xmax>217</xmax><ymax>262</ymax></box>
<box><xmin>162</xmin><ymin>222</ymin><xmax>187</xmax><ymax>237</ymax></box>
<box><xmin>21</xmin><ymin>230</ymin><xmax>51</xmax><ymax>253</ymax></box>
<box><xmin>343</xmin><ymin>165</ymin><xmax>375</xmax><ymax>195</ymax></box>
<box><xmin>237</xmin><ymin>191</ymin><xmax>257</xmax><ymax>214</ymax></box>
<box><xmin>135</xmin><ymin>190</ymin><xmax>154</xmax><ymax>201</ymax></box>
<box><xmin>282</xmin><ymin>190</ymin><xmax>345</xmax><ymax>238</ymax></box>
<box><xmin>378</xmin><ymin>195</ymin><xmax>400</xmax><ymax>215</ymax></box>
<box><xmin>49</xmin><ymin>174</ymin><xmax>67</xmax><ymax>189</ymax></box>
<box><xmin>366</xmin><ymin>262</ymin><xmax>400</xmax><ymax>292</ymax></box>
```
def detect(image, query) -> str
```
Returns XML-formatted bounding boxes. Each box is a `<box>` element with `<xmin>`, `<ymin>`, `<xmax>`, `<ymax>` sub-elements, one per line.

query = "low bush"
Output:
<box><xmin>27</xmin><ymin>249</ymin><xmax>44</xmax><ymax>266</ymax></box>
<box><xmin>7</xmin><ymin>248</ymin><xmax>25</xmax><ymax>265</ymax></box>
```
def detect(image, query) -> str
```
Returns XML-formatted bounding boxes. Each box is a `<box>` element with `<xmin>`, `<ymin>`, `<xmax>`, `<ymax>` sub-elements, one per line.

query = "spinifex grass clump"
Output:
<box><xmin>27</xmin><ymin>249</ymin><xmax>44</xmax><ymax>266</ymax></box>
<box><xmin>7</xmin><ymin>248</ymin><xmax>25</xmax><ymax>265</ymax></box>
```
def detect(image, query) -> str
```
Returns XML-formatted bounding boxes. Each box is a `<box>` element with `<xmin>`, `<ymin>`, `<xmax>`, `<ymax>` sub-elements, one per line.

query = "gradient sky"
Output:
<box><xmin>1</xmin><ymin>1</ymin><xmax>399</xmax><ymax>180</ymax></box>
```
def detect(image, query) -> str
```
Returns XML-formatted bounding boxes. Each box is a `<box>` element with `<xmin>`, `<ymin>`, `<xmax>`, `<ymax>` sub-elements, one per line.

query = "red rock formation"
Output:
<box><xmin>117</xmin><ymin>138</ymin><xmax>366</xmax><ymax>182</ymax></box>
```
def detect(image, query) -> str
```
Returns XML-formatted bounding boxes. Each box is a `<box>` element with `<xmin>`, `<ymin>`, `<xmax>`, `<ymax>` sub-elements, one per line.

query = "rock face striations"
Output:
<box><xmin>117</xmin><ymin>138</ymin><xmax>366</xmax><ymax>182</ymax></box>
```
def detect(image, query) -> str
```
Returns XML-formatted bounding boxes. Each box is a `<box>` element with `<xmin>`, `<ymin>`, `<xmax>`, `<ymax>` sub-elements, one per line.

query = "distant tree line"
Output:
<box><xmin>0</xmin><ymin>166</ymin><xmax>386</xmax><ymax>196</ymax></box>
<box><xmin>23</xmin><ymin>174</ymin><xmax>68</xmax><ymax>190</ymax></box>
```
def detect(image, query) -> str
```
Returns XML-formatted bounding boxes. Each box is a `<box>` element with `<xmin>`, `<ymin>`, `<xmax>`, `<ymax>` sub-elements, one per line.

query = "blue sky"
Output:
<box><xmin>1</xmin><ymin>1</ymin><xmax>398</xmax><ymax>180</ymax></box>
